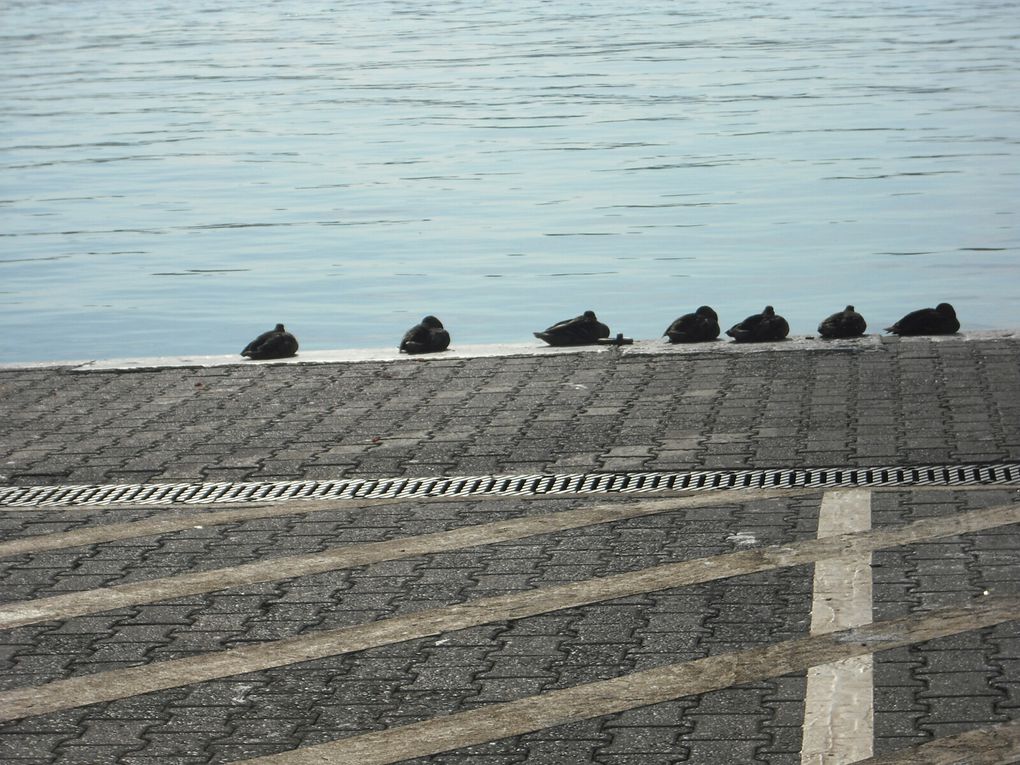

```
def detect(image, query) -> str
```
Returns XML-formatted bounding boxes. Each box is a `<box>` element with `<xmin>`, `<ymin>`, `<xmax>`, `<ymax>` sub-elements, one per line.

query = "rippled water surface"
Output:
<box><xmin>3</xmin><ymin>0</ymin><xmax>1018</xmax><ymax>361</ymax></box>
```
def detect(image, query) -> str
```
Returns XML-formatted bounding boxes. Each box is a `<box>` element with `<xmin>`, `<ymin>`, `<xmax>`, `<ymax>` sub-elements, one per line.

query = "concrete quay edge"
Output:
<box><xmin>2</xmin><ymin>330</ymin><xmax>1018</xmax><ymax>372</ymax></box>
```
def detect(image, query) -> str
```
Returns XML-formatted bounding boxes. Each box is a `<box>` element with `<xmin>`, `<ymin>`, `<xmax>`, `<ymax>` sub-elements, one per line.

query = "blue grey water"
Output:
<box><xmin>2</xmin><ymin>0</ymin><xmax>1018</xmax><ymax>362</ymax></box>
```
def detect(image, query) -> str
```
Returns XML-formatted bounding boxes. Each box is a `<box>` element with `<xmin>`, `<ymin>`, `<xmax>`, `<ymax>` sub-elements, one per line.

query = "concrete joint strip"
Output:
<box><xmin>0</xmin><ymin>497</ymin><xmax>412</xmax><ymax>557</ymax></box>
<box><xmin>850</xmin><ymin>719</ymin><xmax>1020</xmax><ymax>765</ymax></box>
<box><xmin>0</xmin><ymin>490</ymin><xmax>796</xmax><ymax>630</ymax></box>
<box><xmin>1</xmin><ymin>498</ymin><xmax>1017</xmax><ymax>722</ymax></box>
<box><xmin>231</xmin><ymin>597</ymin><xmax>1020</xmax><ymax>765</ymax></box>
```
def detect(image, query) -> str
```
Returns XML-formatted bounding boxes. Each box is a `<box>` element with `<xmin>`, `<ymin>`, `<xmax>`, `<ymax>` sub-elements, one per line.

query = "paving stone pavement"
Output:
<box><xmin>1</xmin><ymin>337</ymin><xmax>1019</xmax><ymax>764</ymax></box>
<box><xmin>1</xmin><ymin>337</ymin><xmax>1018</xmax><ymax>486</ymax></box>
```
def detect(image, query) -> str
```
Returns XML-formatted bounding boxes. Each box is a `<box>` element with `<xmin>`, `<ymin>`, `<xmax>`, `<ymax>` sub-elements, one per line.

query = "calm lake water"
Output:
<box><xmin>2</xmin><ymin>0</ymin><xmax>1018</xmax><ymax>362</ymax></box>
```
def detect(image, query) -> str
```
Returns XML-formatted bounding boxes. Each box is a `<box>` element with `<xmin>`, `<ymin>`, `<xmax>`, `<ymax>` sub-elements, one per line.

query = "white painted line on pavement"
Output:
<box><xmin>802</xmin><ymin>489</ymin><xmax>874</xmax><ymax>765</ymax></box>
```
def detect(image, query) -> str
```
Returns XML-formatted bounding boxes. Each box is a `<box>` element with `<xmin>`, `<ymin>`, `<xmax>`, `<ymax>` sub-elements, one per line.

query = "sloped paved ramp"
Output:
<box><xmin>1</xmin><ymin>481</ymin><xmax>1019</xmax><ymax>764</ymax></box>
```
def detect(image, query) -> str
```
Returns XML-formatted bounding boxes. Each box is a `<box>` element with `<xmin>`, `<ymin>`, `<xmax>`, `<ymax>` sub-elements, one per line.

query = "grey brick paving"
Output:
<box><xmin>2</xmin><ymin>340</ymin><xmax>1020</xmax><ymax>763</ymax></box>
<box><xmin>0</xmin><ymin>567</ymin><xmax>820</xmax><ymax>764</ymax></box>
<box><xmin>2</xmin><ymin>340</ymin><xmax>1020</xmax><ymax>486</ymax></box>
<box><xmin>0</xmin><ymin>495</ymin><xmax>816</xmax><ymax>692</ymax></box>
<box><xmin>869</xmin><ymin>492</ymin><xmax>1020</xmax><ymax>756</ymax></box>
<box><xmin>1</xmin><ymin>498</ymin><xmax>1017</xmax><ymax>763</ymax></box>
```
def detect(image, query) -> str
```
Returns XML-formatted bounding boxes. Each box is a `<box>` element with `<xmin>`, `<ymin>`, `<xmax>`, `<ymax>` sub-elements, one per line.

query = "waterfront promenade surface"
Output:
<box><xmin>1</xmin><ymin>335</ymin><xmax>1019</xmax><ymax>764</ymax></box>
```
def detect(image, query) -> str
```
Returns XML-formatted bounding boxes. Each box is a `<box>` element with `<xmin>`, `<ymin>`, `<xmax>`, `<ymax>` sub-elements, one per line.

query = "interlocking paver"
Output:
<box><xmin>2</xmin><ymin>339</ymin><xmax>1020</xmax><ymax>484</ymax></box>
<box><xmin>3</xmin><ymin>340</ymin><xmax>1020</xmax><ymax>763</ymax></box>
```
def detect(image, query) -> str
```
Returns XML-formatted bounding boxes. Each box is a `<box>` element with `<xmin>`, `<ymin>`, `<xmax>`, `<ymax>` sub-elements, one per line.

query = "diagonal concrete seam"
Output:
<box><xmin>232</xmin><ymin>597</ymin><xmax>1020</xmax><ymax>765</ymax></box>
<box><xmin>0</xmin><ymin>499</ymin><xmax>1017</xmax><ymax>722</ymax></box>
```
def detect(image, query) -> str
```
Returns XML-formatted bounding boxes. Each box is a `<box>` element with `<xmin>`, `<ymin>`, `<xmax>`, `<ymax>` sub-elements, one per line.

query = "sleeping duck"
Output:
<box><xmin>399</xmin><ymin>315</ymin><xmax>451</xmax><ymax>354</ymax></box>
<box><xmin>726</xmin><ymin>306</ymin><xmax>789</xmax><ymax>343</ymax></box>
<box><xmin>818</xmin><ymin>305</ymin><xmax>867</xmax><ymax>339</ymax></box>
<box><xmin>240</xmin><ymin>323</ymin><xmax>298</xmax><ymax>360</ymax></box>
<box><xmin>885</xmin><ymin>303</ymin><xmax>959</xmax><ymax>336</ymax></box>
<box><xmin>534</xmin><ymin>310</ymin><xmax>610</xmax><ymax>346</ymax></box>
<box><xmin>664</xmin><ymin>306</ymin><xmax>720</xmax><ymax>343</ymax></box>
